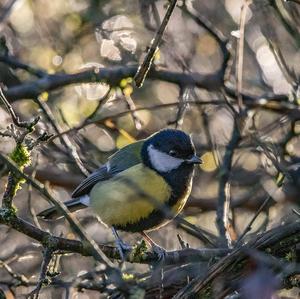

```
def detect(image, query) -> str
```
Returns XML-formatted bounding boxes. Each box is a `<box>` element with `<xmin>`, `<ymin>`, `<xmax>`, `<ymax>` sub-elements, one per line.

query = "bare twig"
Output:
<box><xmin>292</xmin><ymin>209</ymin><xmax>300</xmax><ymax>216</ymax></box>
<box><xmin>285</xmin><ymin>0</ymin><xmax>300</xmax><ymax>4</ymax></box>
<box><xmin>0</xmin><ymin>258</ymin><xmax>30</xmax><ymax>286</ymax></box>
<box><xmin>0</xmin><ymin>152</ymin><xmax>118</xmax><ymax>272</ymax></box>
<box><xmin>236</xmin><ymin>0</ymin><xmax>251</xmax><ymax>112</ymax></box>
<box><xmin>0</xmin><ymin>210</ymin><xmax>228</xmax><ymax>265</ymax></box>
<box><xmin>27</xmin><ymin>248</ymin><xmax>53</xmax><ymax>299</ymax></box>
<box><xmin>168</xmin><ymin>87</ymin><xmax>190</xmax><ymax>128</ymax></box>
<box><xmin>134</xmin><ymin>0</ymin><xmax>178</xmax><ymax>87</ymax></box>
<box><xmin>27</xmin><ymin>157</ymin><xmax>42</xmax><ymax>229</ymax></box>
<box><xmin>0</xmin><ymin>0</ymin><xmax>18</xmax><ymax>24</ymax></box>
<box><xmin>50</xmin><ymin>101</ymin><xmax>223</xmax><ymax>141</ymax></box>
<box><xmin>236</xmin><ymin>175</ymin><xmax>285</xmax><ymax>245</ymax></box>
<box><xmin>121</xmin><ymin>91</ymin><xmax>143</xmax><ymax>130</ymax></box>
<box><xmin>177</xmin><ymin>234</ymin><xmax>189</xmax><ymax>249</ymax></box>
<box><xmin>271</xmin><ymin>0</ymin><xmax>300</xmax><ymax>48</ymax></box>
<box><xmin>33</xmin><ymin>96</ymin><xmax>89</xmax><ymax>176</ymax></box>
<box><xmin>0</xmin><ymin>88</ymin><xmax>44</xmax><ymax>209</ymax></box>
<box><xmin>81</xmin><ymin>87</ymin><xmax>112</xmax><ymax>125</ymax></box>
<box><xmin>0</xmin><ymin>55</ymin><xmax>46</xmax><ymax>78</ymax></box>
<box><xmin>0</xmin><ymin>87</ymin><xmax>39</xmax><ymax>129</ymax></box>
<box><xmin>216</xmin><ymin>119</ymin><xmax>241</xmax><ymax>247</ymax></box>
<box><xmin>180</xmin><ymin>1</ymin><xmax>230</xmax><ymax>80</ymax></box>
<box><xmin>236</xmin><ymin>195</ymin><xmax>272</xmax><ymax>245</ymax></box>
<box><xmin>173</xmin><ymin>220</ymin><xmax>300</xmax><ymax>298</ymax></box>
<box><xmin>49</xmin><ymin>95</ymin><xmax>299</xmax><ymax>142</ymax></box>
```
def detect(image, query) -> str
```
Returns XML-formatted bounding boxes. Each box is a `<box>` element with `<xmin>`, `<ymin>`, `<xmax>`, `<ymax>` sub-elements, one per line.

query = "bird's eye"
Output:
<box><xmin>169</xmin><ymin>150</ymin><xmax>177</xmax><ymax>157</ymax></box>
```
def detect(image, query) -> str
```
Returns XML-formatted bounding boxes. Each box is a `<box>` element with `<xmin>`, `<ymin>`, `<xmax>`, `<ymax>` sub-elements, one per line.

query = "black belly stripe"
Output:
<box><xmin>114</xmin><ymin>208</ymin><xmax>169</xmax><ymax>232</ymax></box>
<box><xmin>114</xmin><ymin>191</ymin><xmax>186</xmax><ymax>233</ymax></box>
<box><xmin>115</xmin><ymin>163</ymin><xmax>194</xmax><ymax>233</ymax></box>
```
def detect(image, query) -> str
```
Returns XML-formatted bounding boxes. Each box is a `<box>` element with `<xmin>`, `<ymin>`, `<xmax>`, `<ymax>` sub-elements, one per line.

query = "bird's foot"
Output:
<box><xmin>115</xmin><ymin>237</ymin><xmax>132</xmax><ymax>261</ymax></box>
<box><xmin>151</xmin><ymin>243</ymin><xmax>167</xmax><ymax>262</ymax></box>
<box><xmin>141</xmin><ymin>232</ymin><xmax>167</xmax><ymax>262</ymax></box>
<box><xmin>112</xmin><ymin>227</ymin><xmax>132</xmax><ymax>261</ymax></box>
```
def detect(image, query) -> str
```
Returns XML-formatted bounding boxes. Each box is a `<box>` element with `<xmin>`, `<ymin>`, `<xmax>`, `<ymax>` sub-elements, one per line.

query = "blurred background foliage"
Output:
<box><xmin>0</xmin><ymin>0</ymin><xmax>299</xmax><ymax>298</ymax></box>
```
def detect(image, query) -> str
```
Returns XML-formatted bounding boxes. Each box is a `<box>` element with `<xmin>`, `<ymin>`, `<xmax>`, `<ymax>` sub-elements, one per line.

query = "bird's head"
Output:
<box><xmin>141</xmin><ymin>129</ymin><xmax>202</xmax><ymax>174</ymax></box>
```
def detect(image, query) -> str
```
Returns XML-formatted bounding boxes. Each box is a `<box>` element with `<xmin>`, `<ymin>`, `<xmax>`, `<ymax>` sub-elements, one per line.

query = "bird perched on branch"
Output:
<box><xmin>38</xmin><ymin>129</ymin><xmax>202</xmax><ymax>258</ymax></box>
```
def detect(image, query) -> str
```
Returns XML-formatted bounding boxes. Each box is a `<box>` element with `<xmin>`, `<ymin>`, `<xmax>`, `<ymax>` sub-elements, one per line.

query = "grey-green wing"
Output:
<box><xmin>71</xmin><ymin>140</ymin><xmax>144</xmax><ymax>198</ymax></box>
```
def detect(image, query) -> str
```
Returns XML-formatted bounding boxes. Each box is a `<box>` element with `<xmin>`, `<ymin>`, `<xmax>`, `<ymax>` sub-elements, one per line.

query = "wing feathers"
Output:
<box><xmin>38</xmin><ymin>196</ymin><xmax>89</xmax><ymax>219</ymax></box>
<box><xmin>72</xmin><ymin>166</ymin><xmax>110</xmax><ymax>198</ymax></box>
<box><xmin>72</xmin><ymin>141</ymin><xmax>144</xmax><ymax>198</ymax></box>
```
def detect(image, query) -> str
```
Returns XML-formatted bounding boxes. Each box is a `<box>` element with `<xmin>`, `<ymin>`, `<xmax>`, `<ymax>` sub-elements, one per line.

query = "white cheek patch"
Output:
<box><xmin>148</xmin><ymin>145</ymin><xmax>184</xmax><ymax>173</ymax></box>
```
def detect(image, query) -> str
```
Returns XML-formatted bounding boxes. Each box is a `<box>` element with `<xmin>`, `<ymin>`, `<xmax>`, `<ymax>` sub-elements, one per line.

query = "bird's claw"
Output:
<box><xmin>115</xmin><ymin>238</ymin><xmax>132</xmax><ymax>261</ymax></box>
<box><xmin>112</xmin><ymin>227</ymin><xmax>132</xmax><ymax>261</ymax></box>
<box><xmin>151</xmin><ymin>244</ymin><xmax>167</xmax><ymax>262</ymax></box>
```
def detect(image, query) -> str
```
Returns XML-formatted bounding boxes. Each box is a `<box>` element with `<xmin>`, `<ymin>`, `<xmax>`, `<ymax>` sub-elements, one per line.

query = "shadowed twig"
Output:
<box><xmin>236</xmin><ymin>0</ymin><xmax>251</xmax><ymax>112</ymax></box>
<box><xmin>0</xmin><ymin>55</ymin><xmax>46</xmax><ymax>78</ymax></box>
<box><xmin>27</xmin><ymin>248</ymin><xmax>53</xmax><ymax>299</ymax></box>
<box><xmin>0</xmin><ymin>258</ymin><xmax>30</xmax><ymax>286</ymax></box>
<box><xmin>0</xmin><ymin>0</ymin><xmax>18</xmax><ymax>24</ymax></box>
<box><xmin>0</xmin><ymin>87</ymin><xmax>40</xmax><ymax>129</ymax></box>
<box><xmin>0</xmin><ymin>151</ymin><xmax>127</xmax><ymax>294</ymax></box>
<box><xmin>33</xmin><ymin>96</ymin><xmax>89</xmax><ymax>176</ymax></box>
<box><xmin>216</xmin><ymin>119</ymin><xmax>241</xmax><ymax>248</ymax></box>
<box><xmin>49</xmin><ymin>95</ymin><xmax>300</xmax><ymax>142</ymax></box>
<box><xmin>134</xmin><ymin>0</ymin><xmax>178</xmax><ymax>87</ymax></box>
<box><xmin>173</xmin><ymin>220</ymin><xmax>300</xmax><ymax>298</ymax></box>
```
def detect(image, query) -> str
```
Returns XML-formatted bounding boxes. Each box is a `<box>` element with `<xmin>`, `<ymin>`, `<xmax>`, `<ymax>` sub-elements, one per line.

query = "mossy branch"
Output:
<box><xmin>0</xmin><ymin>88</ymin><xmax>51</xmax><ymax>209</ymax></box>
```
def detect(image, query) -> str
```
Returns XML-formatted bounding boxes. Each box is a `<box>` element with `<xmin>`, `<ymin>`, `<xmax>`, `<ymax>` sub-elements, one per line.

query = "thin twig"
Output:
<box><xmin>271</xmin><ymin>0</ymin><xmax>300</xmax><ymax>48</ymax></box>
<box><xmin>49</xmin><ymin>95</ymin><xmax>298</xmax><ymax>142</ymax></box>
<box><xmin>82</xmin><ymin>87</ymin><xmax>112</xmax><ymax>125</ymax></box>
<box><xmin>0</xmin><ymin>152</ymin><xmax>118</xmax><ymax>271</ymax></box>
<box><xmin>177</xmin><ymin>234</ymin><xmax>189</xmax><ymax>249</ymax></box>
<box><xmin>121</xmin><ymin>92</ymin><xmax>143</xmax><ymax>130</ymax></box>
<box><xmin>0</xmin><ymin>210</ymin><xmax>228</xmax><ymax>265</ymax></box>
<box><xmin>0</xmin><ymin>55</ymin><xmax>46</xmax><ymax>78</ymax></box>
<box><xmin>0</xmin><ymin>258</ymin><xmax>30</xmax><ymax>286</ymax></box>
<box><xmin>180</xmin><ymin>1</ymin><xmax>230</xmax><ymax>79</ymax></box>
<box><xmin>216</xmin><ymin>119</ymin><xmax>241</xmax><ymax>247</ymax></box>
<box><xmin>134</xmin><ymin>0</ymin><xmax>178</xmax><ymax>87</ymax></box>
<box><xmin>236</xmin><ymin>0</ymin><xmax>251</xmax><ymax>112</ymax></box>
<box><xmin>50</xmin><ymin>101</ymin><xmax>223</xmax><ymax>141</ymax></box>
<box><xmin>27</xmin><ymin>248</ymin><xmax>53</xmax><ymax>299</ymax></box>
<box><xmin>236</xmin><ymin>195</ymin><xmax>272</xmax><ymax>245</ymax></box>
<box><xmin>173</xmin><ymin>220</ymin><xmax>300</xmax><ymax>298</ymax></box>
<box><xmin>180</xmin><ymin>1</ymin><xmax>228</xmax><ymax>54</ymax></box>
<box><xmin>0</xmin><ymin>0</ymin><xmax>18</xmax><ymax>24</ymax></box>
<box><xmin>285</xmin><ymin>0</ymin><xmax>300</xmax><ymax>4</ymax></box>
<box><xmin>27</xmin><ymin>156</ymin><xmax>42</xmax><ymax>229</ymax></box>
<box><xmin>0</xmin><ymin>87</ymin><xmax>39</xmax><ymax>129</ymax></box>
<box><xmin>236</xmin><ymin>175</ymin><xmax>285</xmax><ymax>245</ymax></box>
<box><xmin>292</xmin><ymin>209</ymin><xmax>300</xmax><ymax>216</ymax></box>
<box><xmin>168</xmin><ymin>87</ymin><xmax>189</xmax><ymax>128</ymax></box>
<box><xmin>33</xmin><ymin>96</ymin><xmax>89</xmax><ymax>177</ymax></box>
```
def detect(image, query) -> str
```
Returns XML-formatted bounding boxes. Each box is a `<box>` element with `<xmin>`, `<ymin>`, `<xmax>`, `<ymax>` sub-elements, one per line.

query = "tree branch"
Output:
<box><xmin>4</xmin><ymin>66</ymin><xmax>223</xmax><ymax>101</ymax></box>
<box><xmin>173</xmin><ymin>220</ymin><xmax>300</xmax><ymax>298</ymax></box>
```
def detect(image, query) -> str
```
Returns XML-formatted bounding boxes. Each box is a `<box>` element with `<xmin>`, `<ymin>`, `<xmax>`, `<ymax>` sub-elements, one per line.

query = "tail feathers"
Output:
<box><xmin>37</xmin><ymin>196</ymin><xmax>89</xmax><ymax>220</ymax></box>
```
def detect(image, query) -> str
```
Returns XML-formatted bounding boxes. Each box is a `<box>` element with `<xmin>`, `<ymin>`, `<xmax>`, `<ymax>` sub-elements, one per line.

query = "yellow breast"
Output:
<box><xmin>89</xmin><ymin>164</ymin><xmax>172</xmax><ymax>227</ymax></box>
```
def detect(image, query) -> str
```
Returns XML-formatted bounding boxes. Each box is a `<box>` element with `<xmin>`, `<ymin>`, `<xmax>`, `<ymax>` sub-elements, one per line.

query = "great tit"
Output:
<box><xmin>39</xmin><ymin>129</ymin><xmax>202</xmax><ymax>257</ymax></box>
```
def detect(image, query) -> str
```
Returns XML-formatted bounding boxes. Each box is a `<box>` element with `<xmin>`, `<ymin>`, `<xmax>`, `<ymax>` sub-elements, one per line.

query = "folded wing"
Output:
<box><xmin>72</xmin><ymin>140</ymin><xmax>144</xmax><ymax>198</ymax></box>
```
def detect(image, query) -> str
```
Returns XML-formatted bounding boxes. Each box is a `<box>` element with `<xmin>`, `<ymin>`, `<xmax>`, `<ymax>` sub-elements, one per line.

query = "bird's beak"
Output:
<box><xmin>186</xmin><ymin>155</ymin><xmax>203</xmax><ymax>164</ymax></box>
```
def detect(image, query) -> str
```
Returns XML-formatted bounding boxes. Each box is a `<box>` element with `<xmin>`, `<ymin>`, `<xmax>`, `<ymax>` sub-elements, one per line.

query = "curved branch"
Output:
<box><xmin>4</xmin><ymin>66</ymin><xmax>223</xmax><ymax>101</ymax></box>
<box><xmin>174</xmin><ymin>220</ymin><xmax>300</xmax><ymax>298</ymax></box>
<box><xmin>0</xmin><ymin>210</ymin><xmax>229</xmax><ymax>265</ymax></box>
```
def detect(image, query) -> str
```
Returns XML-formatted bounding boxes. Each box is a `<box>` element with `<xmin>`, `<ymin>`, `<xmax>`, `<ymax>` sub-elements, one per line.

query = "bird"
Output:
<box><xmin>38</xmin><ymin>129</ymin><xmax>202</xmax><ymax>259</ymax></box>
